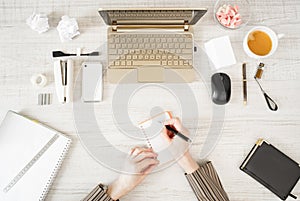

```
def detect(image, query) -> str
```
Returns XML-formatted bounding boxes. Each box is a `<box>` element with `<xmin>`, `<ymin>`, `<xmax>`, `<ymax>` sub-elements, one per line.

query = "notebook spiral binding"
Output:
<box><xmin>140</xmin><ymin>126</ymin><xmax>152</xmax><ymax>149</ymax></box>
<box><xmin>39</xmin><ymin>138</ymin><xmax>71</xmax><ymax>201</ymax></box>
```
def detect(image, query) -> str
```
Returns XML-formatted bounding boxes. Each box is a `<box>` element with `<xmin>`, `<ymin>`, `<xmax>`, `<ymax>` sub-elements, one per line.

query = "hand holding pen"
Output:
<box><xmin>162</xmin><ymin>118</ymin><xmax>198</xmax><ymax>174</ymax></box>
<box><xmin>165</xmin><ymin>125</ymin><xmax>192</xmax><ymax>143</ymax></box>
<box><xmin>162</xmin><ymin>118</ymin><xmax>191</xmax><ymax>143</ymax></box>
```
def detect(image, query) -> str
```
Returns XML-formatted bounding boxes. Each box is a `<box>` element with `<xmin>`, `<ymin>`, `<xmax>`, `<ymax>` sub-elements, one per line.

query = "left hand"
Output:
<box><xmin>107</xmin><ymin>147</ymin><xmax>159</xmax><ymax>200</ymax></box>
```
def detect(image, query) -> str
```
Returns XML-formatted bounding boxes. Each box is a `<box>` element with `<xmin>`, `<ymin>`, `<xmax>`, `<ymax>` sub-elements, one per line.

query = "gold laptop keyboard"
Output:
<box><xmin>108</xmin><ymin>33</ymin><xmax>194</xmax><ymax>69</ymax></box>
<box><xmin>107</xmin><ymin>10</ymin><xmax>193</xmax><ymax>20</ymax></box>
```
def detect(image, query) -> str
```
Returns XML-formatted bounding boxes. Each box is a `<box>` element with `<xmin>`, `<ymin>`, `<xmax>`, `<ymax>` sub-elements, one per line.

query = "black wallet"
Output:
<box><xmin>240</xmin><ymin>139</ymin><xmax>300</xmax><ymax>200</ymax></box>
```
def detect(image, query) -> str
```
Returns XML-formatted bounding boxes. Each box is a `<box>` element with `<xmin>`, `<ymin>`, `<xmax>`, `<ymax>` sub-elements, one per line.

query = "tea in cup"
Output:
<box><xmin>243</xmin><ymin>26</ymin><xmax>280</xmax><ymax>59</ymax></box>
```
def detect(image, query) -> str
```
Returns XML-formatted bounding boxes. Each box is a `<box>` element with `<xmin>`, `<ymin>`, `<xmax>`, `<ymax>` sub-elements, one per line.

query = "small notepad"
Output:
<box><xmin>0</xmin><ymin>111</ymin><xmax>71</xmax><ymax>201</ymax></box>
<box><xmin>204</xmin><ymin>36</ymin><xmax>237</xmax><ymax>69</ymax></box>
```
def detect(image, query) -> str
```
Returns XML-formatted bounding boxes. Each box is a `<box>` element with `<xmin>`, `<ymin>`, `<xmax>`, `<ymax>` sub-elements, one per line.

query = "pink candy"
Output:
<box><xmin>216</xmin><ymin>4</ymin><xmax>242</xmax><ymax>29</ymax></box>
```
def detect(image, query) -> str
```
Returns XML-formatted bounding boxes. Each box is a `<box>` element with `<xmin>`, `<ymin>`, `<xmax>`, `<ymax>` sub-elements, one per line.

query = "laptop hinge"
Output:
<box><xmin>184</xmin><ymin>20</ymin><xmax>189</xmax><ymax>31</ymax></box>
<box><xmin>112</xmin><ymin>21</ymin><xmax>117</xmax><ymax>31</ymax></box>
<box><xmin>112</xmin><ymin>20</ymin><xmax>189</xmax><ymax>31</ymax></box>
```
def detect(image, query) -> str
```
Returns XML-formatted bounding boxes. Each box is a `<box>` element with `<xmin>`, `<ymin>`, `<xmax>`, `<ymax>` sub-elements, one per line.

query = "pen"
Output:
<box><xmin>242</xmin><ymin>63</ymin><xmax>247</xmax><ymax>105</ymax></box>
<box><xmin>165</xmin><ymin>125</ymin><xmax>192</xmax><ymax>143</ymax></box>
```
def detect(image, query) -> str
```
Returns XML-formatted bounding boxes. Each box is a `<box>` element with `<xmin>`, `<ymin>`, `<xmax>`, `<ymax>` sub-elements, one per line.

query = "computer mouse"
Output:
<box><xmin>211</xmin><ymin>73</ymin><xmax>231</xmax><ymax>105</ymax></box>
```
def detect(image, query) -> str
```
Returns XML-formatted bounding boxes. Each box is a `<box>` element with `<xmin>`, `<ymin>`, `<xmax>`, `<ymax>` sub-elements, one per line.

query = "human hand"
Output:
<box><xmin>162</xmin><ymin>118</ymin><xmax>199</xmax><ymax>174</ymax></box>
<box><xmin>107</xmin><ymin>147</ymin><xmax>159</xmax><ymax>200</ymax></box>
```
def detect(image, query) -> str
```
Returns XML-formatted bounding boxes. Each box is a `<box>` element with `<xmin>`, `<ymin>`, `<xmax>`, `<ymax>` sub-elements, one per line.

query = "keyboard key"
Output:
<box><xmin>186</xmin><ymin>43</ymin><xmax>193</xmax><ymax>49</ymax></box>
<box><xmin>126</xmin><ymin>60</ymin><xmax>132</xmax><ymax>66</ymax></box>
<box><xmin>182</xmin><ymin>49</ymin><xmax>193</xmax><ymax>54</ymax></box>
<box><xmin>133</xmin><ymin>60</ymin><xmax>161</xmax><ymax>66</ymax></box>
<box><xmin>181</xmin><ymin>54</ymin><xmax>193</xmax><ymax>60</ymax></box>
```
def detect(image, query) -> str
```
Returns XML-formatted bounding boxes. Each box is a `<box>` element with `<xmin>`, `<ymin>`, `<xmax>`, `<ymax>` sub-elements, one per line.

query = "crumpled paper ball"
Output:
<box><xmin>26</xmin><ymin>13</ymin><xmax>50</xmax><ymax>34</ymax></box>
<box><xmin>57</xmin><ymin>15</ymin><xmax>80</xmax><ymax>42</ymax></box>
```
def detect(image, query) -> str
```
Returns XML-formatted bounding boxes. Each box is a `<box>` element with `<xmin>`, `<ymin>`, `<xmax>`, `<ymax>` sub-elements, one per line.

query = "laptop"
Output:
<box><xmin>98</xmin><ymin>8</ymin><xmax>207</xmax><ymax>83</ymax></box>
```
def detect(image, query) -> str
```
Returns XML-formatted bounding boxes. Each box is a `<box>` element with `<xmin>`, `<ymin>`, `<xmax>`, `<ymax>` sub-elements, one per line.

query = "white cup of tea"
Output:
<box><xmin>243</xmin><ymin>26</ymin><xmax>282</xmax><ymax>59</ymax></box>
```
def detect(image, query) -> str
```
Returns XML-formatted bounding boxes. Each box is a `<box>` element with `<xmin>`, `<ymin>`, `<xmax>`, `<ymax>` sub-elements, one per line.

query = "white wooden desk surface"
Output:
<box><xmin>0</xmin><ymin>0</ymin><xmax>300</xmax><ymax>201</ymax></box>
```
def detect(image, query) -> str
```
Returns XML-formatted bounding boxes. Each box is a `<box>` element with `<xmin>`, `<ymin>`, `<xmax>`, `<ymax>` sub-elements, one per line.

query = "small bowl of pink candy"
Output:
<box><xmin>214</xmin><ymin>0</ymin><xmax>251</xmax><ymax>29</ymax></box>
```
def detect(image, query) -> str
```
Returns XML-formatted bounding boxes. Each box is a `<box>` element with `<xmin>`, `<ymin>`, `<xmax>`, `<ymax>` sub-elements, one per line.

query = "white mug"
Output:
<box><xmin>243</xmin><ymin>26</ymin><xmax>282</xmax><ymax>59</ymax></box>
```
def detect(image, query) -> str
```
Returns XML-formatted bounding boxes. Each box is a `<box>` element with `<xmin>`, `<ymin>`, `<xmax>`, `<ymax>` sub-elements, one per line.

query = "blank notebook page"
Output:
<box><xmin>0</xmin><ymin>111</ymin><xmax>71</xmax><ymax>201</ymax></box>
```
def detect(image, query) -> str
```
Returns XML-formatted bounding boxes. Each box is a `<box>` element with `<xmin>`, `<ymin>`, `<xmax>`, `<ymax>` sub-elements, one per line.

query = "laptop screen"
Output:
<box><xmin>98</xmin><ymin>8</ymin><xmax>207</xmax><ymax>25</ymax></box>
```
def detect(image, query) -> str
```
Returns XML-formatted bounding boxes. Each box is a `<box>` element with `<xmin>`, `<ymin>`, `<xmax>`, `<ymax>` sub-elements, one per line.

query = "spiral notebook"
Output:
<box><xmin>138</xmin><ymin>111</ymin><xmax>172</xmax><ymax>152</ymax></box>
<box><xmin>0</xmin><ymin>111</ymin><xmax>71</xmax><ymax>201</ymax></box>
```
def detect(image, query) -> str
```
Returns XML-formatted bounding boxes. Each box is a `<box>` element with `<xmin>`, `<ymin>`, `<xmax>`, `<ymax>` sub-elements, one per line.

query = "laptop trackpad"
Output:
<box><xmin>138</xmin><ymin>67</ymin><xmax>164</xmax><ymax>83</ymax></box>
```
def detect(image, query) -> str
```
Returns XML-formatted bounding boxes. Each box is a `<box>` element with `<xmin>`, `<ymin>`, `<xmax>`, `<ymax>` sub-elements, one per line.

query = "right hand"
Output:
<box><xmin>162</xmin><ymin>118</ymin><xmax>199</xmax><ymax>174</ymax></box>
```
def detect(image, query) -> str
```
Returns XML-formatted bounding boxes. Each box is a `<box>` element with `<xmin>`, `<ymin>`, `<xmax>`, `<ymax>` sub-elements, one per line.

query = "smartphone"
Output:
<box><xmin>82</xmin><ymin>62</ymin><xmax>103</xmax><ymax>102</ymax></box>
